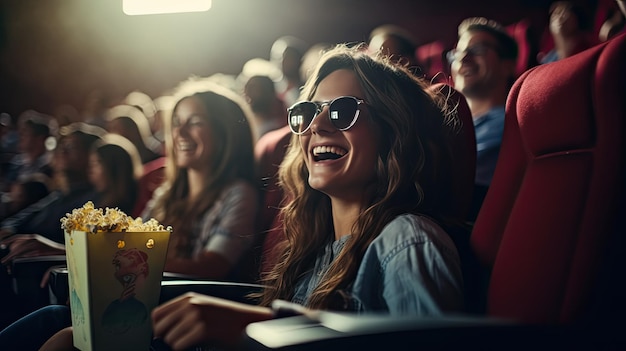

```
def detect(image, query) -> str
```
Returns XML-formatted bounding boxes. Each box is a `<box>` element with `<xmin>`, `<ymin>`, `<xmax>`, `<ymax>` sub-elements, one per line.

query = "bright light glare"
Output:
<box><xmin>123</xmin><ymin>0</ymin><xmax>211</xmax><ymax>16</ymax></box>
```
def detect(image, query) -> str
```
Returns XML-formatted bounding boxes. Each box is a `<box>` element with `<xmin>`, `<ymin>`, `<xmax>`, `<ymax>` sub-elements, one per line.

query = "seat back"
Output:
<box><xmin>245</xmin><ymin>125</ymin><xmax>292</xmax><ymax>281</ymax></box>
<box><xmin>428</xmin><ymin>83</ymin><xmax>476</xmax><ymax>222</ymax></box>
<box><xmin>416</xmin><ymin>41</ymin><xmax>448</xmax><ymax>83</ymax></box>
<box><xmin>471</xmin><ymin>33</ymin><xmax>626</xmax><ymax>324</ymax></box>
<box><xmin>131</xmin><ymin>156</ymin><xmax>166</xmax><ymax>218</ymax></box>
<box><xmin>506</xmin><ymin>18</ymin><xmax>538</xmax><ymax>77</ymax></box>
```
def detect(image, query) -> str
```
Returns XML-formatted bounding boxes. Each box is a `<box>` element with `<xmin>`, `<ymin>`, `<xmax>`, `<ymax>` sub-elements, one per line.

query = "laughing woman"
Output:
<box><xmin>38</xmin><ymin>44</ymin><xmax>464</xmax><ymax>351</ymax></box>
<box><xmin>149</xmin><ymin>44</ymin><xmax>465</xmax><ymax>350</ymax></box>
<box><xmin>141</xmin><ymin>79</ymin><xmax>260</xmax><ymax>280</ymax></box>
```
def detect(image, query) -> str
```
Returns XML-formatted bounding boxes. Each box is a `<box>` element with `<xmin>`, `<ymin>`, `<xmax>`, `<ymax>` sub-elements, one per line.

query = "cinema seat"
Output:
<box><xmin>241</xmin><ymin>32</ymin><xmax>626</xmax><ymax>351</ymax></box>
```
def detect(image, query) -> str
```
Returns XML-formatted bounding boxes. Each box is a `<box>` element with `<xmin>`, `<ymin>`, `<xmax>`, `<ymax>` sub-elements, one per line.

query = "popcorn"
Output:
<box><xmin>61</xmin><ymin>201</ymin><xmax>171</xmax><ymax>233</ymax></box>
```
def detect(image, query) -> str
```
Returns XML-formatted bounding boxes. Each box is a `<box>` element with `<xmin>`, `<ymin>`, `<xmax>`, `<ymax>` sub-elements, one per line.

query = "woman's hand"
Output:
<box><xmin>152</xmin><ymin>292</ymin><xmax>273</xmax><ymax>350</ymax></box>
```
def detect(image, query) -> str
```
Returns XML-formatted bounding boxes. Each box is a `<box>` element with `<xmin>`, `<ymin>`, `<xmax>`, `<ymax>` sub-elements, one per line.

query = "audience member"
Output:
<box><xmin>270</xmin><ymin>36</ymin><xmax>308</xmax><ymax>108</ymax></box>
<box><xmin>104</xmin><ymin>104</ymin><xmax>166</xmax><ymax>216</ymax></box>
<box><xmin>0</xmin><ymin>113</ymin><xmax>19</xmax><ymax>173</ymax></box>
<box><xmin>0</xmin><ymin>122</ymin><xmax>103</xmax><ymax>330</ymax></box>
<box><xmin>151</xmin><ymin>94</ymin><xmax>176</xmax><ymax>154</ymax></box>
<box><xmin>448</xmin><ymin>17</ymin><xmax>518</xmax><ymax>221</ymax></box>
<box><xmin>368</xmin><ymin>24</ymin><xmax>421</xmax><ymax>69</ymax></box>
<box><xmin>0</xmin><ymin>122</ymin><xmax>105</xmax><ymax>243</ymax></box>
<box><xmin>123</xmin><ymin>90</ymin><xmax>162</xmax><ymax>154</ymax></box>
<box><xmin>88</xmin><ymin>134</ymin><xmax>142</xmax><ymax>214</ymax></box>
<box><xmin>1</xmin><ymin>110</ymin><xmax>57</xmax><ymax>192</ymax></box>
<box><xmin>0</xmin><ymin>134</ymin><xmax>141</xmax><ymax>262</ymax></box>
<box><xmin>538</xmin><ymin>1</ymin><xmax>596</xmax><ymax>63</ymax></box>
<box><xmin>0</xmin><ymin>173</ymin><xmax>51</xmax><ymax>221</ymax></box>
<box><xmin>300</xmin><ymin>42</ymin><xmax>333</xmax><ymax>83</ymax></box>
<box><xmin>105</xmin><ymin>104</ymin><xmax>162</xmax><ymax>164</ymax></box>
<box><xmin>243</xmin><ymin>75</ymin><xmax>287</xmax><ymax>142</ymax></box>
<box><xmin>619</xmin><ymin>0</ymin><xmax>626</xmax><ymax>18</ymax></box>
<box><xmin>140</xmin><ymin>77</ymin><xmax>259</xmax><ymax>281</ymax></box>
<box><xmin>599</xmin><ymin>0</ymin><xmax>626</xmax><ymax>41</ymax></box>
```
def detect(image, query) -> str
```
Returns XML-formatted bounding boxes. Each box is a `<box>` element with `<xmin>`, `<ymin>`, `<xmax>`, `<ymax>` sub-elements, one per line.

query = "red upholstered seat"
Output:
<box><xmin>471</xmin><ymin>32</ymin><xmax>626</xmax><ymax>323</ymax></box>
<box><xmin>416</xmin><ymin>41</ymin><xmax>449</xmax><ymax>83</ymax></box>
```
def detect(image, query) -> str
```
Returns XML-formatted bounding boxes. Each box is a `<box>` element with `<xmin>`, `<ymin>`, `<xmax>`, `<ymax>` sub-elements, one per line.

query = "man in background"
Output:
<box><xmin>448</xmin><ymin>17</ymin><xmax>518</xmax><ymax>221</ymax></box>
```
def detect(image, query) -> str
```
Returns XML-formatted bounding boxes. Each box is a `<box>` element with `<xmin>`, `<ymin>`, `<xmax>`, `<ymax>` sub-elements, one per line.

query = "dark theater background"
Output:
<box><xmin>0</xmin><ymin>0</ymin><xmax>609</xmax><ymax>118</ymax></box>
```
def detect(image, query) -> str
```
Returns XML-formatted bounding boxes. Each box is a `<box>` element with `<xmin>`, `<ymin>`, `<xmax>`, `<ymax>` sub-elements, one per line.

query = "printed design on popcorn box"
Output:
<box><xmin>101</xmin><ymin>248</ymin><xmax>150</xmax><ymax>333</ymax></box>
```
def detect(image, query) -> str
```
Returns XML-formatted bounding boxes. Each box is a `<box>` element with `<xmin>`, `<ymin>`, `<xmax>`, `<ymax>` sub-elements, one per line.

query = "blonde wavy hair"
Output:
<box><xmin>258</xmin><ymin>44</ymin><xmax>459</xmax><ymax>309</ymax></box>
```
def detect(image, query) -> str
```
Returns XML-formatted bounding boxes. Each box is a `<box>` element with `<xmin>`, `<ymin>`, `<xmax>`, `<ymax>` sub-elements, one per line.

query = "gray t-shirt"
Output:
<box><xmin>143</xmin><ymin>179</ymin><xmax>259</xmax><ymax>266</ymax></box>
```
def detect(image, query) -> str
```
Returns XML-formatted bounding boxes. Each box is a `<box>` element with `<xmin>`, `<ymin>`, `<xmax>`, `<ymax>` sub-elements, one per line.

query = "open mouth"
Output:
<box><xmin>177</xmin><ymin>141</ymin><xmax>195</xmax><ymax>151</ymax></box>
<box><xmin>312</xmin><ymin>145</ymin><xmax>347</xmax><ymax>161</ymax></box>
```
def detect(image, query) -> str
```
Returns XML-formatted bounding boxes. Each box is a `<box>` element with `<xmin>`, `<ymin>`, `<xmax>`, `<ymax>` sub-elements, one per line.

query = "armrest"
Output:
<box><xmin>10</xmin><ymin>255</ymin><xmax>67</xmax><ymax>309</ymax></box>
<box><xmin>241</xmin><ymin>312</ymin><xmax>598</xmax><ymax>351</ymax></box>
<box><xmin>47</xmin><ymin>268</ymin><xmax>266</xmax><ymax>306</ymax></box>
<box><xmin>160</xmin><ymin>280</ymin><xmax>265</xmax><ymax>305</ymax></box>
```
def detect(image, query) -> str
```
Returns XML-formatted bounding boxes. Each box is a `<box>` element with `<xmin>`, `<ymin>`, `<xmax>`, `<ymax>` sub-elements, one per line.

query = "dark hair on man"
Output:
<box><xmin>458</xmin><ymin>17</ymin><xmax>519</xmax><ymax>60</ymax></box>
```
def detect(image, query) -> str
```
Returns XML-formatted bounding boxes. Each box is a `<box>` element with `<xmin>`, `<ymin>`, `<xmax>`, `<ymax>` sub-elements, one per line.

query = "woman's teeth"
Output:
<box><xmin>312</xmin><ymin>145</ymin><xmax>347</xmax><ymax>161</ymax></box>
<box><xmin>178</xmin><ymin>142</ymin><xmax>194</xmax><ymax>151</ymax></box>
<box><xmin>312</xmin><ymin>145</ymin><xmax>347</xmax><ymax>157</ymax></box>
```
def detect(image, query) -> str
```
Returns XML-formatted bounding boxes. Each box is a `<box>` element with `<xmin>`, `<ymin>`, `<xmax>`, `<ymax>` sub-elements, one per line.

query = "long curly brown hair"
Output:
<box><xmin>258</xmin><ymin>44</ymin><xmax>459</xmax><ymax>309</ymax></box>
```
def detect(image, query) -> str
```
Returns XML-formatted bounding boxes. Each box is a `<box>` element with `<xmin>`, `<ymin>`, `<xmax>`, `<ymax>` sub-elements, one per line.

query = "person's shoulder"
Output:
<box><xmin>221</xmin><ymin>178</ymin><xmax>260</xmax><ymax>200</ymax></box>
<box><xmin>381</xmin><ymin>213</ymin><xmax>446</xmax><ymax>236</ymax></box>
<box><xmin>369</xmin><ymin>214</ymin><xmax>447</xmax><ymax>249</ymax></box>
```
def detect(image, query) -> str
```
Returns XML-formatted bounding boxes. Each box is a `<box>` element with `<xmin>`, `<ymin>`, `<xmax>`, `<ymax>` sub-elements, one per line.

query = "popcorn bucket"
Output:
<box><xmin>64</xmin><ymin>229</ymin><xmax>170</xmax><ymax>351</ymax></box>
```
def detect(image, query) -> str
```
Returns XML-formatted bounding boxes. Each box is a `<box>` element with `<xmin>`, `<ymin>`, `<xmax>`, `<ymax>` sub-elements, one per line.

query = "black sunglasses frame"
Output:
<box><xmin>287</xmin><ymin>96</ymin><xmax>365</xmax><ymax>135</ymax></box>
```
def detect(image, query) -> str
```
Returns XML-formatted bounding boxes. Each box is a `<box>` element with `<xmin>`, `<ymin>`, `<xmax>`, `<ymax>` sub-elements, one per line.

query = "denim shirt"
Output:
<box><xmin>474</xmin><ymin>106</ymin><xmax>505</xmax><ymax>186</ymax></box>
<box><xmin>291</xmin><ymin>214</ymin><xmax>464</xmax><ymax>315</ymax></box>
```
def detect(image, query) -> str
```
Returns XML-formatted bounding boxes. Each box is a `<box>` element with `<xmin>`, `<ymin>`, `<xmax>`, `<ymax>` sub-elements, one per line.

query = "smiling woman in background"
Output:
<box><xmin>141</xmin><ymin>78</ymin><xmax>259</xmax><ymax>281</ymax></box>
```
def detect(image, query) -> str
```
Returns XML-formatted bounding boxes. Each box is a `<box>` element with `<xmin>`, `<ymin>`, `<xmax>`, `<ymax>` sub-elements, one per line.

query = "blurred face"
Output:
<box><xmin>369</xmin><ymin>34</ymin><xmax>414</xmax><ymax>65</ymax></box>
<box><xmin>244</xmin><ymin>77</ymin><xmax>273</xmax><ymax>113</ymax></box>
<box><xmin>450</xmin><ymin>30</ymin><xmax>511</xmax><ymax>99</ymax></box>
<box><xmin>88</xmin><ymin>152</ymin><xmax>107</xmax><ymax>192</ymax></box>
<box><xmin>55</xmin><ymin>134</ymin><xmax>90</xmax><ymax>173</ymax></box>
<box><xmin>171</xmin><ymin>96</ymin><xmax>214</xmax><ymax>172</ymax></box>
<box><xmin>17</xmin><ymin>125</ymin><xmax>43</xmax><ymax>154</ymax></box>
<box><xmin>550</xmin><ymin>3</ymin><xmax>578</xmax><ymax>36</ymax></box>
<box><xmin>299</xmin><ymin>69</ymin><xmax>380</xmax><ymax>200</ymax></box>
